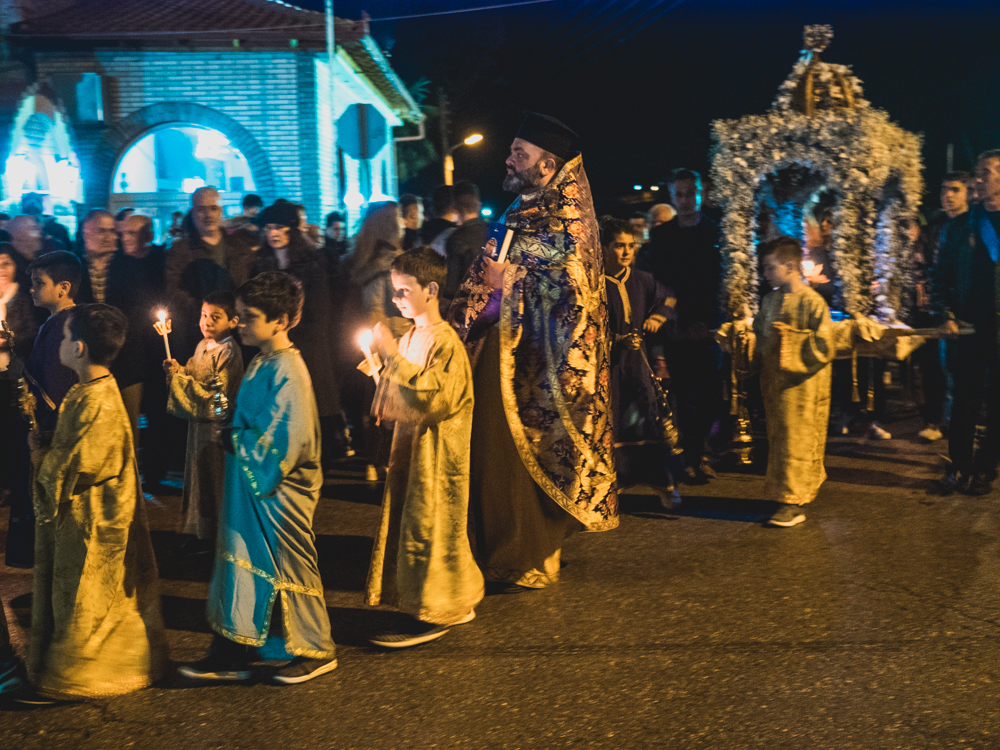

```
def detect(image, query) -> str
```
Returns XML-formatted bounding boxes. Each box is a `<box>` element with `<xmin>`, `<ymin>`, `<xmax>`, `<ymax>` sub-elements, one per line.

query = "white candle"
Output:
<box><xmin>156</xmin><ymin>309</ymin><xmax>172</xmax><ymax>360</ymax></box>
<box><xmin>358</xmin><ymin>329</ymin><xmax>379</xmax><ymax>382</ymax></box>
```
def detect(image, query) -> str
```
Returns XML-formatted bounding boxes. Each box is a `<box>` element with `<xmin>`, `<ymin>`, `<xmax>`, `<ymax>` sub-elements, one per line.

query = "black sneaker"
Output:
<box><xmin>369</xmin><ymin>621</ymin><xmax>450</xmax><ymax>649</ymax></box>
<box><xmin>272</xmin><ymin>657</ymin><xmax>338</xmax><ymax>685</ymax></box>
<box><xmin>12</xmin><ymin>688</ymin><xmax>61</xmax><ymax>706</ymax></box>
<box><xmin>965</xmin><ymin>474</ymin><xmax>994</xmax><ymax>496</ymax></box>
<box><xmin>767</xmin><ymin>503</ymin><xmax>806</xmax><ymax>528</ymax></box>
<box><xmin>177</xmin><ymin>653</ymin><xmax>252</xmax><ymax>682</ymax></box>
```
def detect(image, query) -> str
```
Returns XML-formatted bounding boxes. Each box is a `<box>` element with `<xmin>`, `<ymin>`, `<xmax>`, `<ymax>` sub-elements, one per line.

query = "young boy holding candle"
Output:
<box><xmin>365</xmin><ymin>248</ymin><xmax>483</xmax><ymax>648</ymax></box>
<box><xmin>179</xmin><ymin>272</ymin><xmax>337</xmax><ymax>685</ymax></box>
<box><xmin>27</xmin><ymin>304</ymin><xmax>167</xmax><ymax>700</ymax></box>
<box><xmin>745</xmin><ymin>237</ymin><xmax>835</xmax><ymax>527</ymax></box>
<box><xmin>163</xmin><ymin>291</ymin><xmax>243</xmax><ymax>555</ymax></box>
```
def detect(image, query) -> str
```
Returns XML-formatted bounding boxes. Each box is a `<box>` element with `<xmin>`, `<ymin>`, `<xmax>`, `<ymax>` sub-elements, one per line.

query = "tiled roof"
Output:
<box><xmin>9</xmin><ymin>0</ymin><xmax>422</xmax><ymax>122</ymax></box>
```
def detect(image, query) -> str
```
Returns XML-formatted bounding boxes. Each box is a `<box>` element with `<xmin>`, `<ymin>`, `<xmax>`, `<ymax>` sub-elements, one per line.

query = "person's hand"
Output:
<box><xmin>804</xmin><ymin>262</ymin><xmax>829</xmax><ymax>286</ymax></box>
<box><xmin>772</xmin><ymin>321</ymin><xmax>792</xmax><ymax>334</ymax></box>
<box><xmin>483</xmin><ymin>257</ymin><xmax>510</xmax><ymax>291</ymax></box>
<box><xmin>644</xmin><ymin>315</ymin><xmax>666</xmax><ymax>333</ymax></box>
<box><xmin>372</xmin><ymin>322</ymin><xmax>398</xmax><ymax>359</ymax></box>
<box><xmin>624</xmin><ymin>332</ymin><xmax>643</xmax><ymax>350</ymax></box>
<box><xmin>162</xmin><ymin>359</ymin><xmax>181</xmax><ymax>375</ymax></box>
<box><xmin>939</xmin><ymin>319</ymin><xmax>960</xmax><ymax>339</ymax></box>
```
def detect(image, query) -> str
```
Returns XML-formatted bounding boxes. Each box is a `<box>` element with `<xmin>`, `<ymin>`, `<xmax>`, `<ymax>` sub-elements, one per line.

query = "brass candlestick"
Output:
<box><xmin>208</xmin><ymin>354</ymin><xmax>228</xmax><ymax>421</ymax></box>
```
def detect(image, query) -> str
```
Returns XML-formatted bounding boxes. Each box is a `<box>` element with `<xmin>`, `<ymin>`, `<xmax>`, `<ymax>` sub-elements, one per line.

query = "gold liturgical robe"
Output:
<box><xmin>753</xmin><ymin>287</ymin><xmax>834</xmax><ymax>505</ymax></box>
<box><xmin>30</xmin><ymin>376</ymin><xmax>168</xmax><ymax>699</ymax></box>
<box><xmin>166</xmin><ymin>336</ymin><xmax>243</xmax><ymax>540</ymax></box>
<box><xmin>366</xmin><ymin>322</ymin><xmax>484</xmax><ymax>624</ymax></box>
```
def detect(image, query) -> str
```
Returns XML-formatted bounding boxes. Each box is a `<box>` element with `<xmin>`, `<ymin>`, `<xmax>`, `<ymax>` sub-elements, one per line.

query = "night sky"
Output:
<box><xmin>301</xmin><ymin>0</ymin><xmax>1000</xmax><ymax>215</ymax></box>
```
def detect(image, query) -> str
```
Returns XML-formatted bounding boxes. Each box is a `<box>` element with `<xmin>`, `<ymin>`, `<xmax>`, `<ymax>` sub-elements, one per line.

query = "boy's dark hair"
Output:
<box><xmin>234</xmin><ymin>271</ymin><xmax>304</xmax><ymax>324</ymax></box>
<box><xmin>114</xmin><ymin>207</ymin><xmax>134</xmax><ymax>222</ymax></box>
<box><xmin>325</xmin><ymin>211</ymin><xmax>345</xmax><ymax>227</ymax></box>
<box><xmin>242</xmin><ymin>193</ymin><xmax>264</xmax><ymax>210</ymax></box>
<box><xmin>668</xmin><ymin>168</ymin><xmax>702</xmax><ymax>190</ymax></box>
<box><xmin>759</xmin><ymin>236</ymin><xmax>803</xmax><ymax>265</ymax></box>
<box><xmin>391</xmin><ymin>247</ymin><xmax>447</xmax><ymax>291</ymax></box>
<box><xmin>68</xmin><ymin>304</ymin><xmax>127</xmax><ymax>366</ymax></box>
<box><xmin>598</xmin><ymin>216</ymin><xmax>634</xmax><ymax>247</ymax></box>
<box><xmin>453</xmin><ymin>180</ymin><xmax>481</xmax><ymax>216</ymax></box>
<box><xmin>28</xmin><ymin>250</ymin><xmax>82</xmax><ymax>298</ymax></box>
<box><xmin>203</xmin><ymin>290</ymin><xmax>237</xmax><ymax>319</ymax></box>
<box><xmin>430</xmin><ymin>184</ymin><xmax>455</xmax><ymax>218</ymax></box>
<box><xmin>942</xmin><ymin>171</ymin><xmax>970</xmax><ymax>184</ymax></box>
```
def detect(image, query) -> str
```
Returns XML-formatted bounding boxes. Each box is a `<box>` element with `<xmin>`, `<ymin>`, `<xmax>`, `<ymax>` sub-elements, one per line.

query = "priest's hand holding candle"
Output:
<box><xmin>153</xmin><ymin>309</ymin><xmax>172</xmax><ymax>360</ymax></box>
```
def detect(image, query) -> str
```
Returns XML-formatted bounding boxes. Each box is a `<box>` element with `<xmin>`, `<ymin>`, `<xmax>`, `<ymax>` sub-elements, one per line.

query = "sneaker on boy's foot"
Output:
<box><xmin>178</xmin><ymin>654</ymin><xmax>252</xmax><ymax>682</ymax></box>
<box><xmin>272</xmin><ymin>657</ymin><xmax>338</xmax><ymax>685</ymax></box>
<box><xmin>767</xmin><ymin>503</ymin><xmax>806</xmax><ymax>528</ymax></box>
<box><xmin>868</xmin><ymin>422</ymin><xmax>892</xmax><ymax>440</ymax></box>
<box><xmin>369</xmin><ymin>621</ymin><xmax>450</xmax><ymax>649</ymax></box>
<box><xmin>918</xmin><ymin>424</ymin><xmax>944</xmax><ymax>442</ymax></box>
<box><xmin>656</xmin><ymin>487</ymin><xmax>682</xmax><ymax>510</ymax></box>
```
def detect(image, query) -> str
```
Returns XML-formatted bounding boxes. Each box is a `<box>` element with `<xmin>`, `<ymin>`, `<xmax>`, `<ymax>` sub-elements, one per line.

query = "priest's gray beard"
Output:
<box><xmin>503</xmin><ymin>161</ymin><xmax>545</xmax><ymax>194</ymax></box>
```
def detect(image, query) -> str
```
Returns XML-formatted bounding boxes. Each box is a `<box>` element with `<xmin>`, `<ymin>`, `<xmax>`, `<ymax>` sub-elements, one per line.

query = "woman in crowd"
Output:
<box><xmin>344</xmin><ymin>202</ymin><xmax>408</xmax><ymax>480</ymax></box>
<box><xmin>253</xmin><ymin>202</ymin><xmax>346</xmax><ymax>463</ymax></box>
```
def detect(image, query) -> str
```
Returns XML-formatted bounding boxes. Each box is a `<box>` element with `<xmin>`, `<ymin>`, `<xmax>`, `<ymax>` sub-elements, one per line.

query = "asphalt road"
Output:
<box><xmin>2</xmin><ymin>414</ymin><xmax>998</xmax><ymax>749</ymax></box>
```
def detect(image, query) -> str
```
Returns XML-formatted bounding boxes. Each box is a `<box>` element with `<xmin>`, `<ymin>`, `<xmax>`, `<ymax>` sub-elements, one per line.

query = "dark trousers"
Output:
<box><xmin>915</xmin><ymin>339</ymin><xmax>947</xmax><ymax>426</ymax></box>
<box><xmin>5</xmin><ymin>420</ymin><xmax>34</xmax><ymax>569</ymax></box>
<box><xmin>949</xmin><ymin>351</ymin><xmax>1000</xmax><ymax>476</ymax></box>
<box><xmin>664</xmin><ymin>339</ymin><xmax>723</xmax><ymax>461</ymax></box>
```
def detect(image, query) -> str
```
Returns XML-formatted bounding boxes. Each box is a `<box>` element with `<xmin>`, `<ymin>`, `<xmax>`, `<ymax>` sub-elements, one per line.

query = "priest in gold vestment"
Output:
<box><xmin>447</xmin><ymin>113</ymin><xmax>617</xmax><ymax>588</ymax></box>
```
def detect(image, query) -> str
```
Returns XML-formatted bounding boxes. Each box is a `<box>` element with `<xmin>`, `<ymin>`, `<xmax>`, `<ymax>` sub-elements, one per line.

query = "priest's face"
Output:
<box><xmin>504</xmin><ymin>138</ymin><xmax>549</xmax><ymax>194</ymax></box>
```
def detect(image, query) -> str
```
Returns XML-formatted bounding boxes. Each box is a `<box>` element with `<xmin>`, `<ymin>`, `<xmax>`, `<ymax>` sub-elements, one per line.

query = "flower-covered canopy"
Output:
<box><xmin>711</xmin><ymin>25</ymin><xmax>924</xmax><ymax>320</ymax></box>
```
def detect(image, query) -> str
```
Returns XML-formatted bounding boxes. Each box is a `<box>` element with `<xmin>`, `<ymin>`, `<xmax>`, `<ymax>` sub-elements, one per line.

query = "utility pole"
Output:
<box><xmin>325</xmin><ymin>0</ymin><xmax>338</xmax><ymax>205</ymax></box>
<box><xmin>439</xmin><ymin>88</ymin><xmax>452</xmax><ymax>185</ymax></box>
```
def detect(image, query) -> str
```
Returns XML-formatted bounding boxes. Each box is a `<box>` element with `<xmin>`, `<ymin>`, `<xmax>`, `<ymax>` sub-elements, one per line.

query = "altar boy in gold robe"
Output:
<box><xmin>750</xmin><ymin>237</ymin><xmax>835</xmax><ymax>527</ymax></box>
<box><xmin>366</xmin><ymin>248</ymin><xmax>484</xmax><ymax>648</ymax></box>
<box><xmin>28</xmin><ymin>304</ymin><xmax>167</xmax><ymax>700</ymax></box>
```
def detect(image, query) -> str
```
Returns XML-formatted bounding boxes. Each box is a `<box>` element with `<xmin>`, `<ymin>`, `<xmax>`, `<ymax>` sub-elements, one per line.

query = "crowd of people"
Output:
<box><xmin>0</xmin><ymin>108</ymin><xmax>997</xmax><ymax>703</ymax></box>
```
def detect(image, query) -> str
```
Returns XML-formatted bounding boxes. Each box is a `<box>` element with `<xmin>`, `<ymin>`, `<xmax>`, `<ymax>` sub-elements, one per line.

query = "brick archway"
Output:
<box><xmin>88</xmin><ymin>102</ymin><xmax>277</xmax><ymax>205</ymax></box>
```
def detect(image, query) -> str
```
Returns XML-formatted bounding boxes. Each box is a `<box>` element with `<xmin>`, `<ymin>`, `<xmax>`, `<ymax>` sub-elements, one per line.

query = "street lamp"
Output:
<box><xmin>444</xmin><ymin>133</ymin><xmax>483</xmax><ymax>186</ymax></box>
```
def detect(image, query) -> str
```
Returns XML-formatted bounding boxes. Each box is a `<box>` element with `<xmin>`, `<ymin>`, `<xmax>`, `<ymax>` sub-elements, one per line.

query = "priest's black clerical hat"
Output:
<box><xmin>515</xmin><ymin>111</ymin><xmax>579</xmax><ymax>160</ymax></box>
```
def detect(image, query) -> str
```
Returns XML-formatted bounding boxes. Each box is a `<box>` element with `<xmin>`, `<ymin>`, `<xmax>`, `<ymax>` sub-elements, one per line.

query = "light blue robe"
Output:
<box><xmin>206</xmin><ymin>347</ymin><xmax>335</xmax><ymax>660</ymax></box>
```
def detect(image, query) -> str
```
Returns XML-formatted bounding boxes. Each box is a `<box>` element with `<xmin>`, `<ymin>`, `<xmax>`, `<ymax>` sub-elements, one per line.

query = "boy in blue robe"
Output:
<box><xmin>179</xmin><ymin>272</ymin><xmax>337</xmax><ymax>685</ymax></box>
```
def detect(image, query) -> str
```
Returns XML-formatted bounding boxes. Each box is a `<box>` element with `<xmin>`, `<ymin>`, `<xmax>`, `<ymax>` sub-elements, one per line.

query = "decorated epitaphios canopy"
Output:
<box><xmin>711</xmin><ymin>25</ymin><xmax>924</xmax><ymax>321</ymax></box>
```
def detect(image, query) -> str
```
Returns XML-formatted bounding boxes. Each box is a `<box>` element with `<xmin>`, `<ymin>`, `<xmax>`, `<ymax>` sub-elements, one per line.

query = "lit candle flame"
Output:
<box><xmin>358</xmin><ymin>330</ymin><xmax>373</xmax><ymax>350</ymax></box>
<box><xmin>802</xmin><ymin>260</ymin><xmax>815</xmax><ymax>275</ymax></box>
<box><xmin>157</xmin><ymin>309</ymin><xmax>168</xmax><ymax>323</ymax></box>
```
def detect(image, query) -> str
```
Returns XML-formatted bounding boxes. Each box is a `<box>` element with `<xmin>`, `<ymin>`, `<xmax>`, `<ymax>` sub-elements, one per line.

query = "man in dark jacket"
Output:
<box><xmin>934</xmin><ymin>150</ymin><xmax>1000</xmax><ymax>495</ymax></box>
<box><xmin>420</xmin><ymin>184</ymin><xmax>459</xmax><ymax>249</ymax></box>
<box><xmin>442</xmin><ymin>180</ymin><xmax>488</xmax><ymax>313</ymax></box>
<box><xmin>638</xmin><ymin>168</ymin><xmax>722</xmax><ymax>481</ymax></box>
<box><xmin>164</xmin><ymin>186</ymin><xmax>255</xmax><ymax>361</ymax></box>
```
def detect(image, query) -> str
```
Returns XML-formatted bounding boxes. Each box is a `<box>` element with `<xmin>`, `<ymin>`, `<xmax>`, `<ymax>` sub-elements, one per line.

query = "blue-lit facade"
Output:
<box><xmin>0</xmin><ymin>1</ymin><xmax>422</xmax><ymax>238</ymax></box>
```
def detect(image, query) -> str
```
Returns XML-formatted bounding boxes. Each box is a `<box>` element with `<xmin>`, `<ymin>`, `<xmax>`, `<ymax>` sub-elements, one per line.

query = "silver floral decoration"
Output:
<box><xmin>710</xmin><ymin>27</ymin><xmax>923</xmax><ymax>320</ymax></box>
